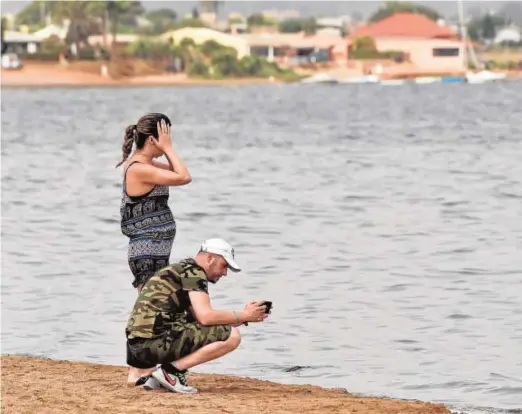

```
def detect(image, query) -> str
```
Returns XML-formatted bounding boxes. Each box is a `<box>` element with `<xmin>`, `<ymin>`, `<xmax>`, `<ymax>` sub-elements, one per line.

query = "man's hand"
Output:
<box><xmin>240</xmin><ymin>301</ymin><xmax>266</xmax><ymax>323</ymax></box>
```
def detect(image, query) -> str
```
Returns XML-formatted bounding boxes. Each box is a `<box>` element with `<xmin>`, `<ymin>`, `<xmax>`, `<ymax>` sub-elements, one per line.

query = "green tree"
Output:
<box><xmin>188</xmin><ymin>60</ymin><xmax>209</xmax><ymax>76</ymax></box>
<box><xmin>247</xmin><ymin>13</ymin><xmax>276</xmax><ymax>27</ymax></box>
<box><xmin>15</xmin><ymin>0</ymin><xmax>55</xmax><ymax>27</ymax></box>
<box><xmin>369</xmin><ymin>1</ymin><xmax>441</xmax><ymax>22</ymax></box>
<box><xmin>481</xmin><ymin>14</ymin><xmax>497</xmax><ymax>39</ymax></box>
<box><xmin>127</xmin><ymin>37</ymin><xmax>180</xmax><ymax>60</ymax></box>
<box><xmin>175</xmin><ymin>17</ymin><xmax>207</xmax><ymax>29</ymax></box>
<box><xmin>466</xmin><ymin>13</ymin><xmax>506</xmax><ymax>41</ymax></box>
<box><xmin>212</xmin><ymin>51</ymin><xmax>242</xmax><ymax>77</ymax></box>
<box><xmin>350</xmin><ymin>35</ymin><xmax>377</xmax><ymax>52</ymax></box>
<box><xmin>238</xmin><ymin>55</ymin><xmax>264</xmax><ymax>76</ymax></box>
<box><xmin>145</xmin><ymin>8</ymin><xmax>177</xmax><ymax>34</ymax></box>
<box><xmin>199</xmin><ymin>39</ymin><xmax>223</xmax><ymax>57</ymax></box>
<box><xmin>278</xmin><ymin>17</ymin><xmax>317</xmax><ymax>34</ymax></box>
<box><xmin>106</xmin><ymin>1</ymin><xmax>142</xmax><ymax>45</ymax></box>
<box><xmin>179</xmin><ymin>37</ymin><xmax>197</xmax><ymax>74</ymax></box>
<box><xmin>52</xmin><ymin>1</ymin><xmax>103</xmax><ymax>54</ymax></box>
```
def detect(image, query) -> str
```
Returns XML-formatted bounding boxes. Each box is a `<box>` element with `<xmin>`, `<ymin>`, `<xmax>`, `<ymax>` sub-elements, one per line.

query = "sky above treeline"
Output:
<box><xmin>0</xmin><ymin>1</ymin><xmax>516</xmax><ymax>20</ymax></box>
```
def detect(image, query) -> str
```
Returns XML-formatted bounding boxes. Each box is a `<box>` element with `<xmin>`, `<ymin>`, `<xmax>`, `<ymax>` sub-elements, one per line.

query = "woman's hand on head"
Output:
<box><xmin>150</xmin><ymin>119</ymin><xmax>172</xmax><ymax>153</ymax></box>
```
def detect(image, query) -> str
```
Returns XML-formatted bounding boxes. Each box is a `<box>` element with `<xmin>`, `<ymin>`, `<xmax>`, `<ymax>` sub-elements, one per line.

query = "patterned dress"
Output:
<box><xmin>120</xmin><ymin>161</ymin><xmax>177</xmax><ymax>288</ymax></box>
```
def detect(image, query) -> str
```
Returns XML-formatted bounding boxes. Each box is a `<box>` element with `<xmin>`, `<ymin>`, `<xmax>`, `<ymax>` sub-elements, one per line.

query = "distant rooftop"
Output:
<box><xmin>348</xmin><ymin>12</ymin><xmax>459</xmax><ymax>40</ymax></box>
<box><xmin>4</xmin><ymin>30</ymin><xmax>42</xmax><ymax>43</ymax></box>
<box><xmin>239</xmin><ymin>32</ymin><xmax>344</xmax><ymax>49</ymax></box>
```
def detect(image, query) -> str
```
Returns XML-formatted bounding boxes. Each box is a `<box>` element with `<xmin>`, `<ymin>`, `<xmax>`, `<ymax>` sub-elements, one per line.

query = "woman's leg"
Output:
<box><xmin>127</xmin><ymin>237</ymin><xmax>174</xmax><ymax>382</ymax></box>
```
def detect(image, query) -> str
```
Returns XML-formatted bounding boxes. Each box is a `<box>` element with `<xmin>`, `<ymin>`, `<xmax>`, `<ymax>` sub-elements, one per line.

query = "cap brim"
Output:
<box><xmin>224</xmin><ymin>255</ymin><xmax>241</xmax><ymax>272</ymax></box>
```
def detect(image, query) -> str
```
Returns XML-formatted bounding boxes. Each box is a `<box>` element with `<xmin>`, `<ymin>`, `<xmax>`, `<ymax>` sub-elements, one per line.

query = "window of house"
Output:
<box><xmin>250</xmin><ymin>46</ymin><xmax>269</xmax><ymax>56</ymax></box>
<box><xmin>273</xmin><ymin>47</ymin><xmax>284</xmax><ymax>56</ymax></box>
<box><xmin>432</xmin><ymin>48</ymin><xmax>460</xmax><ymax>57</ymax></box>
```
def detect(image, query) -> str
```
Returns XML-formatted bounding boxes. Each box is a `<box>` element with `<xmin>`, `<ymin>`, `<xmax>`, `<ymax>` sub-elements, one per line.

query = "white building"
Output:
<box><xmin>33</xmin><ymin>23</ymin><xmax>69</xmax><ymax>41</ymax></box>
<box><xmin>494</xmin><ymin>26</ymin><xmax>521</xmax><ymax>45</ymax></box>
<box><xmin>161</xmin><ymin>27</ymin><xmax>250</xmax><ymax>58</ymax></box>
<box><xmin>3</xmin><ymin>30</ymin><xmax>42</xmax><ymax>54</ymax></box>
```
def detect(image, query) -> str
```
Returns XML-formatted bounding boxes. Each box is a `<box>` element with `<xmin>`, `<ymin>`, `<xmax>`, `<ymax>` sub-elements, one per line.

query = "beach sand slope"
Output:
<box><xmin>1</xmin><ymin>355</ymin><xmax>450</xmax><ymax>414</ymax></box>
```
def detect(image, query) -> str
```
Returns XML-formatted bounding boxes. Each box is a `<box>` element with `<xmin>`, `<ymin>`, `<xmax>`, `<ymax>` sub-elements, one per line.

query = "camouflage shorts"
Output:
<box><xmin>126</xmin><ymin>323</ymin><xmax>232</xmax><ymax>369</ymax></box>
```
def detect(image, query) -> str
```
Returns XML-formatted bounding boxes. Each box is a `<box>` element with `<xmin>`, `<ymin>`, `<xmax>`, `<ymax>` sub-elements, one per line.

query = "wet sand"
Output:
<box><xmin>1</xmin><ymin>355</ymin><xmax>450</xmax><ymax>414</ymax></box>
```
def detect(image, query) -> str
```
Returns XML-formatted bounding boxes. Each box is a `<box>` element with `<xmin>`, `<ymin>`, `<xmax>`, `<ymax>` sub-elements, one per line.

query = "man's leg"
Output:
<box><xmin>127</xmin><ymin>283</ymin><xmax>158</xmax><ymax>387</ymax></box>
<box><xmin>174</xmin><ymin>326</ymin><xmax>241</xmax><ymax>371</ymax></box>
<box><xmin>127</xmin><ymin>266</ymin><xmax>159</xmax><ymax>386</ymax></box>
<box><xmin>127</xmin><ymin>366</ymin><xmax>156</xmax><ymax>384</ymax></box>
<box><xmin>126</xmin><ymin>339</ymin><xmax>158</xmax><ymax>387</ymax></box>
<box><xmin>152</xmin><ymin>325</ymin><xmax>240</xmax><ymax>393</ymax></box>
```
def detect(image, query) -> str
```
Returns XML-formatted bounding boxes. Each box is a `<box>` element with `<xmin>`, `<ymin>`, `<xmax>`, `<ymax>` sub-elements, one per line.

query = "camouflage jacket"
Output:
<box><xmin>126</xmin><ymin>258</ymin><xmax>209</xmax><ymax>339</ymax></box>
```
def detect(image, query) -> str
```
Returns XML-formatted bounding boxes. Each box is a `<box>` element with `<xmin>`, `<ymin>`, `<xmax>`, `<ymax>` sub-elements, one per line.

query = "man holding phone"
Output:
<box><xmin>125</xmin><ymin>238</ymin><xmax>271</xmax><ymax>393</ymax></box>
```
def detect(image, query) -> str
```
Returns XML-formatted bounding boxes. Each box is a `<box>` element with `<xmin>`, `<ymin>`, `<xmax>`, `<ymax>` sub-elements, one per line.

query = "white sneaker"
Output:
<box><xmin>142</xmin><ymin>376</ymin><xmax>161</xmax><ymax>390</ymax></box>
<box><xmin>152</xmin><ymin>366</ymin><xmax>198</xmax><ymax>394</ymax></box>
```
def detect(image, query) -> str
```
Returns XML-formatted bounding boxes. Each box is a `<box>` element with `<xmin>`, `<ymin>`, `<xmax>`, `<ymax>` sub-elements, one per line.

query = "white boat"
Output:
<box><xmin>300</xmin><ymin>73</ymin><xmax>339</xmax><ymax>84</ymax></box>
<box><xmin>457</xmin><ymin>1</ymin><xmax>508</xmax><ymax>84</ymax></box>
<box><xmin>339</xmin><ymin>75</ymin><xmax>380</xmax><ymax>84</ymax></box>
<box><xmin>379</xmin><ymin>79</ymin><xmax>407</xmax><ymax>86</ymax></box>
<box><xmin>466</xmin><ymin>70</ymin><xmax>508</xmax><ymax>84</ymax></box>
<box><xmin>413</xmin><ymin>76</ymin><xmax>442</xmax><ymax>84</ymax></box>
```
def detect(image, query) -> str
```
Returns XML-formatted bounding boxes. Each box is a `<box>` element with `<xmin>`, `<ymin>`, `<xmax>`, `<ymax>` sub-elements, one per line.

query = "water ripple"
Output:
<box><xmin>1</xmin><ymin>82</ymin><xmax>522</xmax><ymax>414</ymax></box>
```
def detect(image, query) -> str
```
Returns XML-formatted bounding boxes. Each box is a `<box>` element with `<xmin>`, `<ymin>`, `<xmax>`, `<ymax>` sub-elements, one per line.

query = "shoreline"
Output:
<box><xmin>0</xmin><ymin>75</ymin><xmax>286</xmax><ymax>89</ymax></box>
<box><xmin>0</xmin><ymin>61</ymin><xmax>288</xmax><ymax>88</ymax></box>
<box><xmin>2</xmin><ymin>61</ymin><xmax>520</xmax><ymax>89</ymax></box>
<box><xmin>1</xmin><ymin>355</ymin><xmax>451</xmax><ymax>413</ymax></box>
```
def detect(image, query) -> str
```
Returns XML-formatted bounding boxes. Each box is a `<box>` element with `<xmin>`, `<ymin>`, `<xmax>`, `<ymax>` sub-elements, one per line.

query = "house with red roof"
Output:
<box><xmin>347</xmin><ymin>13</ymin><xmax>466</xmax><ymax>75</ymax></box>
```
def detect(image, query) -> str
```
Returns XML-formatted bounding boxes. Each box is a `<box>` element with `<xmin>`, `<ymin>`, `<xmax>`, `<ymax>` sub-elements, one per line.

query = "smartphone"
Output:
<box><xmin>263</xmin><ymin>301</ymin><xmax>272</xmax><ymax>314</ymax></box>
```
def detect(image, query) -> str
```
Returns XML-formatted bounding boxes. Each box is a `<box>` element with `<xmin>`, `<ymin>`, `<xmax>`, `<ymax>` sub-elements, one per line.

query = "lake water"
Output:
<box><xmin>2</xmin><ymin>81</ymin><xmax>521</xmax><ymax>414</ymax></box>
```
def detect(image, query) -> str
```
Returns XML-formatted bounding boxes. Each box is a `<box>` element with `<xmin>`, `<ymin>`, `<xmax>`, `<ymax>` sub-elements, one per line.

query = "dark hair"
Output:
<box><xmin>115</xmin><ymin>112</ymin><xmax>172</xmax><ymax>168</ymax></box>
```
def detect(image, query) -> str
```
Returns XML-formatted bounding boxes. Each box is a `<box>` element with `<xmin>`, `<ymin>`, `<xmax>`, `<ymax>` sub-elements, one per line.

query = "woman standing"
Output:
<box><xmin>117</xmin><ymin>113</ymin><xmax>191</xmax><ymax>292</ymax></box>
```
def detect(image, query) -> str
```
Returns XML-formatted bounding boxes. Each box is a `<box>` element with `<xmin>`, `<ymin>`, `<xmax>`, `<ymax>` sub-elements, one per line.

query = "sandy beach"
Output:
<box><xmin>0</xmin><ymin>61</ymin><xmax>283</xmax><ymax>88</ymax></box>
<box><xmin>1</xmin><ymin>355</ymin><xmax>451</xmax><ymax>414</ymax></box>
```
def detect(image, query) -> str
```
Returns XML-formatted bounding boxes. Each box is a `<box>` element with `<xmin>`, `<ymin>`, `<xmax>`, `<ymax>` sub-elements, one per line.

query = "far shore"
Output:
<box><xmin>1</xmin><ymin>355</ymin><xmax>451</xmax><ymax>414</ymax></box>
<box><xmin>2</xmin><ymin>60</ymin><xmax>520</xmax><ymax>89</ymax></box>
<box><xmin>0</xmin><ymin>61</ymin><xmax>287</xmax><ymax>88</ymax></box>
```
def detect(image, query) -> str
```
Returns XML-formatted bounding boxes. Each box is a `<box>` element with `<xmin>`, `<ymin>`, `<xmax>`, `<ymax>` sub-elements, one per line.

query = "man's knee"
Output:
<box><xmin>226</xmin><ymin>327</ymin><xmax>241</xmax><ymax>350</ymax></box>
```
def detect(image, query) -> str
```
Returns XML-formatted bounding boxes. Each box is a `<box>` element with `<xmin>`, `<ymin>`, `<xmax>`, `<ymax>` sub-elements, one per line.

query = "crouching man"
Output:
<box><xmin>125</xmin><ymin>238</ymin><xmax>268</xmax><ymax>393</ymax></box>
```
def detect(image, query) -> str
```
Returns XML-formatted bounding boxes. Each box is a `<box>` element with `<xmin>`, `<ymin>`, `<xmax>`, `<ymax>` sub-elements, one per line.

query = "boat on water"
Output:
<box><xmin>441</xmin><ymin>76</ymin><xmax>466</xmax><ymax>84</ymax></box>
<box><xmin>413</xmin><ymin>76</ymin><xmax>442</xmax><ymax>84</ymax></box>
<box><xmin>456</xmin><ymin>0</ymin><xmax>509</xmax><ymax>85</ymax></box>
<box><xmin>379</xmin><ymin>79</ymin><xmax>407</xmax><ymax>86</ymax></box>
<box><xmin>339</xmin><ymin>75</ymin><xmax>380</xmax><ymax>84</ymax></box>
<box><xmin>300</xmin><ymin>73</ymin><xmax>339</xmax><ymax>84</ymax></box>
<box><xmin>465</xmin><ymin>70</ymin><xmax>508</xmax><ymax>84</ymax></box>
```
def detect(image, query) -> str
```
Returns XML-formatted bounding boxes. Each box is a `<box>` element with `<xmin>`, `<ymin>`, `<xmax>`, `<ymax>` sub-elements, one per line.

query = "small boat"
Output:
<box><xmin>300</xmin><ymin>73</ymin><xmax>339</xmax><ymax>84</ymax></box>
<box><xmin>466</xmin><ymin>70</ymin><xmax>508</xmax><ymax>84</ymax></box>
<box><xmin>441</xmin><ymin>76</ymin><xmax>466</xmax><ymax>84</ymax></box>
<box><xmin>379</xmin><ymin>79</ymin><xmax>407</xmax><ymax>86</ymax></box>
<box><xmin>413</xmin><ymin>76</ymin><xmax>442</xmax><ymax>84</ymax></box>
<box><xmin>339</xmin><ymin>75</ymin><xmax>380</xmax><ymax>84</ymax></box>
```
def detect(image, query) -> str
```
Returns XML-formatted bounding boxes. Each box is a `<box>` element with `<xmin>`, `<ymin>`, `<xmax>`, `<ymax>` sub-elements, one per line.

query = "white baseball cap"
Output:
<box><xmin>199</xmin><ymin>238</ymin><xmax>241</xmax><ymax>272</ymax></box>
